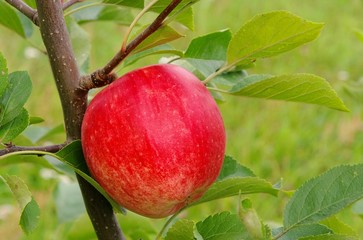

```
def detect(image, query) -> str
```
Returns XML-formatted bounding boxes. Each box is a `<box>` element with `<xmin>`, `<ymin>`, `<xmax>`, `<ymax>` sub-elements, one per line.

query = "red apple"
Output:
<box><xmin>81</xmin><ymin>64</ymin><xmax>226</xmax><ymax>218</ymax></box>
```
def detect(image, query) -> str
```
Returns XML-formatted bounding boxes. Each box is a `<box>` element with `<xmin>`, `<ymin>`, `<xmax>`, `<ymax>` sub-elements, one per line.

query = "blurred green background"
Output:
<box><xmin>1</xmin><ymin>0</ymin><xmax>363</xmax><ymax>239</ymax></box>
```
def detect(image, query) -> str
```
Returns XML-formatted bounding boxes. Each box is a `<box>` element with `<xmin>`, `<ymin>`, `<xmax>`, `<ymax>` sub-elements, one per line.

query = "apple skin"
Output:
<box><xmin>81</xmin><ymin>64</ymin><xmax>226</xmax><ymax>218</ymax></box>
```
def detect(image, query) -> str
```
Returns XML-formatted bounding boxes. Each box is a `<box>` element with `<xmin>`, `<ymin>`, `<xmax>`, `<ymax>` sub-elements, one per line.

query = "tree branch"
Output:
<box><xmin>5</xmin><ymin>0</ymin><xmax>39</xmax><ymax>26</ymax></box>
<box><xmin>5</xmin><ymin>0</ymin><xmax>84</xmax><ymax>27</ymax></box>
<box><xmin>79</xmin><ymin>0</ymin><xmax>183</xmax><ymax>91</ymax></box>
<box><xmin>0</xmin><ymin>143</ymin><xmax>66</xmax><ymax>157</ymax></box>
<box><xmin>35</xmin><ymin>1</ymin><xmax>125</xmax><ymax>239</ymax></box>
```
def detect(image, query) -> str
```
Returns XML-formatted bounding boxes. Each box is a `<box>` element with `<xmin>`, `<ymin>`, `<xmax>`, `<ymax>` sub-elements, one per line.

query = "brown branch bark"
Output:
<box><xmin>79</xmin><ymin>0</ymin><xmax>183</xmax><ymax>91</ymax></box>
<box><xmin>34</xmin><ymin>1</ymin><xmax>125</xmax><ymax>239</ymax></box>
<box><xmin>0</xmin><ymin>143</ymin><xmax>66</xmax><ymax>156</ymax></box>
<box><xmin>5</xmin><ymin>0</ymin><xmax>39</xmax><ymax>26</ymax></box>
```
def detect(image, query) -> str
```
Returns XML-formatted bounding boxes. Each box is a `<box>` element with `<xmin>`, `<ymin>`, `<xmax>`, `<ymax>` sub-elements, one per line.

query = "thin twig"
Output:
<box><xmin>155</xmin><ymin>208</ymin><xmax>183</xmax><ymax>240</ymax></box>
<box><xmin>202</xmin><ymin>64</ymin><xmax>234</xmax><ymax>85</ymax></box>
<box><xmin>5</xmin><ymin>0</ymin><xmax>39</xmax><ymax>26</ymax></box>
<box><xmin>63</xmin><ymin>0</ymin><xmax>83</xmax><ymax>10</ymax></box>
<box><xmin>5</xmin><ymin>0</ymin><xmax>84</xmax><ymax>27</ymax></box>
<box><xmin>79</xmin><ymin>0</ymin><xmax>183</xmax><ymax>91</ymax></box>
<box><xmin>0</xmin><ymin>143</ymin><xmax>66</xmax><ymax>157</ymax></box>
<box><xmin>121</xmin><ymin>0</ymin><xmax>159</xmax><ymax>51</ymax></box>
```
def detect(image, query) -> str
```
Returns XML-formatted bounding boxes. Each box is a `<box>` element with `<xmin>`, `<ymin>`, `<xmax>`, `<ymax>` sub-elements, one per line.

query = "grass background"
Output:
<box><xmin>1</xmin><ymin>0</ymin><xmax>363</xmax><ymax>239</ymax></box>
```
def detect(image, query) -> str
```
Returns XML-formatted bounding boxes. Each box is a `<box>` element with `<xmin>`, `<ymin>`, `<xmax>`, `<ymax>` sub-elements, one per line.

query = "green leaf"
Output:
<box><xmin>217</xmin><ymin>156</ymin><xmax>255</xmax><ymax>180</ymax></box>
<box><xmin>66</xmin><ymin>18</ymin><xmax>90</xmax><ymax>71</ymax></box>
<box><xmin>165</xmin><ymin>219</ymin><xmax>196</xmax><ymax>240</ymax></box>
<box><xmin>228</xmin><ymin>74</ymin><xmax>272</xmax><ymax>90</ymax></box>
<box><xmin>0</xmin><ymin>52</ymin><xmax>8</xmax><ymax>97</ymax></box>
<box><xmin>55</xmin><ymin>141</ymin><xmax>89</xmax><ymax>174</ymax></box>
<box><xmin>0</xmin><ymin>175</ymin><xmax>40</xmax><ymax>234</ymax></box>
<box><xmin>299</xmin><ymin>234</ymin><xmax>358</xmax><ymax>240</ymax></box>
<box><xmin>184</xmin><ymin>59</ymin><xmax>225</xmax><ymax>79</ymax></box>
<box><xmin>19</xmin><ymin>198</ymin><xmax>40</xmax><ymax>235</ymax></box>
<box><xmin>148</xmin><ymin>0</ymin><xmax>198</xmax><ymax>30</ymax></box>
<box><xmin>188</xmin><ymin>156</ymin><xmax>281</xmax><ymax>207</ymax></box>
<box><xmin>70</xmin><ymin>4</ymin><xmax>134</xmax><ymax>25</ymax></box>
<box><xmin>54</xmin><ymin>181</ymin><xmax>86</xmax><ymax>223</ymax></box>
<box><xmin>227</xmin><ymin>11</ymin><xmax>324</xmax><ymax>65</ymax></box>
<box><xmin>185</xmin><ymin>30</ymin><xmax>232</xmax><ymax>60</ymax></box>
<box><xmin>175</xmin><ymin>27</ymin><xmax>243</xmax><ymax>84</ymax></box>
<box><xmin>0</xmin><ymin>141</ymin><xmax>124</xmax><ymax>213</ymax></box>
<box><xmin>283</xmin><ymin>164</ymin><xmax>363</xmax><ymax>231</ymax></box>
<box><xmin>0</xmin><ymin>71</ymin><xmax>32</xmax><ymax>126</ymax></box>
<box><xmin>1</xmin><ymin>175</ymin><xmax>31</xmax><ymax>209</ymax></box>
<box><xmin>174</xmin><ymin>6</ymin><xmax>194</xmax><ymax>31</ymax></box>
<box><xmin>229</xmin><ymin>73</ymin><xmax>349</xmax><ymax>111</ymax></box>
<box><xmin>192</xmin><ymin>177</ymin><xmax>278</xmax><ymax>206</ymax></box>
<box><xmin>171</xmin><ymin>59</ymin><xmax>204</xmax><ymax>79</ymax></box>
<box><xmin>211</xmin><ymin>70</ymin><xmax>248</xmax><ymax>89</ymax></box>
<box><xmin>132</xmin><ymin>25</ymin><xmax>184</xmax><ymax>53</ymax></box>
<box><xmin>29</xmin><ymin>116</ymin><xmax>45</xmax><ymax>125</ymax></box>
<box><xmin>0</xmin><ymin>108</ymin><xmax>29</xmax><ymax>142</ymax></box>
<box><xmin>196</xmin><ymin>212</ymin><xmax>250</xmax><ymax>240</ymax></box>
<box><xmin>0</xmin><ymin>1</ymin><xmax>33</xmax><ymax>38</ymax></box>
<box><xmin>103</xmin><ymin>0</ymin><xmax>144</xmax><ymax>8</ymax></box>
<box><xmin>273</xmin><ymin>224</ymin><xmax>332</xmax><ymax>240</ymax></box>
<box><xmin>320</xmin><ymin>216</ymin><xmax>357</xmax><ymax>237</ymax></box>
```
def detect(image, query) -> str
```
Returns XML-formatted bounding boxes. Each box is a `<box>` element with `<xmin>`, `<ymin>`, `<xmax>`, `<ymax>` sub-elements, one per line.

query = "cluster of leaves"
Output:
<box><xmin>0</xmin><ymin>54</ymin><xmax>35</xmax><ymax>143</ymax></box>
<box><xmin>157</xmin><ymin>159</ymin><xmax>363</xmax><ymax>240</ymax></box>
<box><xmin>0</xmin><ymin>0</ymin><xmax>352</xmax><ymax>112</ymax></box>
<box><xmin>0</xmin><ymin>0</ymin><xmax>362</xmax><ymax>239</ymax></box>
<box><xmin>3</xmin><ymin>139</ymin><xmax>363</xmax><ymax>239</ymax></box>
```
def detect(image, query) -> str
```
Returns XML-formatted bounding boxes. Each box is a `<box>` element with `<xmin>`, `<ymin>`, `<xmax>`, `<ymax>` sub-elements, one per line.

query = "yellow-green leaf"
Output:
<box><xmin>227</xmin><ymin>11</ymin><xmax>323</xmax><ymax>65</ymax></box>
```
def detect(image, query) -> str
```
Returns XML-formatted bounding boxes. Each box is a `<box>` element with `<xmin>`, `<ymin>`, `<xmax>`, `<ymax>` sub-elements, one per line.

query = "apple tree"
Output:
<box><xmin>0</xmin><ymin>0</ymin><xmax>362</xmax><ymax>239</ymax></box>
